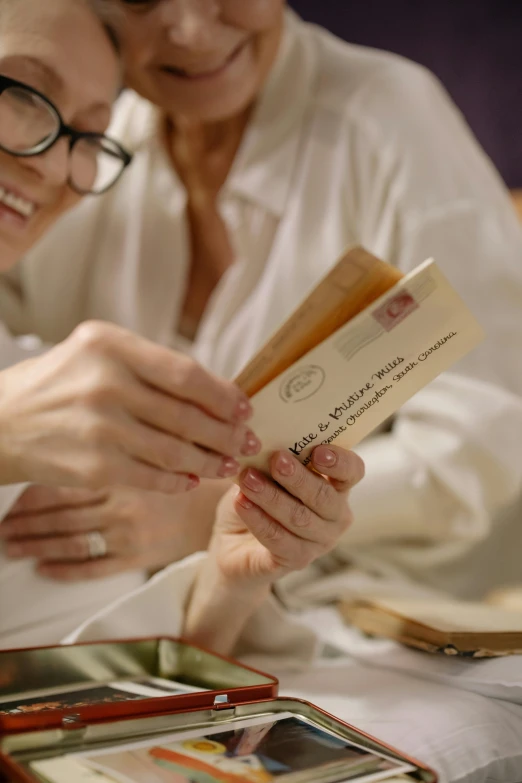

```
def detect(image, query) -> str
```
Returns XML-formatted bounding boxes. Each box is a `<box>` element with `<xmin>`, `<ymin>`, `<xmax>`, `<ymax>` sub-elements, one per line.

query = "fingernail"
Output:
<box><xmin>236</xmin><ymin>492</ymin><xmax>254</xmax><ymax>510</ymax></box>
<box><xmin>187</xmin><ymin>474</ymin><xmax>200</xmax><ymax>490</ymax></box>
<box><xmin>241</xmin><ymin>468</ymin><xmax>265</xmax><ymax>493</ymax></box>
<box><xmin>240</xmin><ymin>430</ymin><xmax>262</xmax><ymax>456</ymax></box>
<box><xmin>275</xmin><ymin>453</ymin><xmax>296</xmax><ymax>477</ymax></box>
<box><xmin>218</xmin><ymin>457</ymin><xmax>240</xmax><ymax>478</ymax></box>
<box><xmin>313</xmin><ymin>447</ymin><xmax>337</xmax><ymax>468</ymax></box>
<box><xmin>234</xmin><ymin>397</ymin><xmax>253</xmax><ymax>421</ymax></box>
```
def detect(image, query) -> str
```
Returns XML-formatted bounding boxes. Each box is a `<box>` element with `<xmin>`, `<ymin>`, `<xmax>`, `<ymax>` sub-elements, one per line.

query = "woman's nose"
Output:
<box><xmin>20</xmin><ymin>138</ymin><xmax>70</xmax><ymax>188</ymax></box>
<box><xmin>163</xmin><ymin>0</ymin><xmax>220</xmax><ymax>48</ymax></box>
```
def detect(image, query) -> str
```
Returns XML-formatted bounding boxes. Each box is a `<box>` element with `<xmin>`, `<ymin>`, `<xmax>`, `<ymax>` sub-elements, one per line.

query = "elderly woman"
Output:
<box><xmin>2</xmin><ymin>3</ymin><xmax>522</xmax><ymax>780</ymax></box>
<box><xmin>5</xmin><ymin>0</ymin><xmax>522</xmax><ymax>603</ymax></box>
<box><xmin>0</xmin><ymin>0</ymin><xmax>363</xmax><ymax>651</ymax></box>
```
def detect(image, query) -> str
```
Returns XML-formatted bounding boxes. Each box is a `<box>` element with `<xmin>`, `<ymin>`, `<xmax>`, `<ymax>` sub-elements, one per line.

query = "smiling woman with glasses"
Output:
<box><xmin>0</xmin><ymin>0</ymin><xmax>263</xmax><ymax>650</ymax></box>
<box><xmin>0</xmin><ymin>75</ymin><xmax>132</xmax><ymax>195</ymax></box>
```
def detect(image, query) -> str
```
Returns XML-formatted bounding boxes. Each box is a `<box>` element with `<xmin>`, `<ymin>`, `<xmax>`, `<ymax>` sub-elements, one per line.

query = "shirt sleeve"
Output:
<box><xmin>63</xmin><ymin>553</ymin><xmax>319</xmax><ymax>670</ymax></box>
<box><xmin>342</xmin><ymin>64</ymin><xmax>522</xmax><ymax>555</ymax></box>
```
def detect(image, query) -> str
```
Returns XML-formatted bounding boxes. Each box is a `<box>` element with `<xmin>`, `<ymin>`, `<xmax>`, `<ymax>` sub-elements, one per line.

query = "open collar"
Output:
<box><xmin>224</xmin><ymin>10</ymin><xmax>317</xmax><ymax>218</ymax></box>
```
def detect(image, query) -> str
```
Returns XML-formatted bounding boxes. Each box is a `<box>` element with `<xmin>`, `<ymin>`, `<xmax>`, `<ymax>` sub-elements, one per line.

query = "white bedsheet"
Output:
<box><xmin>278</xmin><ymin>657</ymin><xmax>522</xmax><ymax>783</ymax></box>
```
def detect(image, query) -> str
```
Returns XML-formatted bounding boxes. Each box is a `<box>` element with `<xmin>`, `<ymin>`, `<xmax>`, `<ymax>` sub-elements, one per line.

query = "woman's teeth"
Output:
<box><xmin>0</xmin><ymin>186</ymin><xmax>35</xmax><ymax>218</ymax></box>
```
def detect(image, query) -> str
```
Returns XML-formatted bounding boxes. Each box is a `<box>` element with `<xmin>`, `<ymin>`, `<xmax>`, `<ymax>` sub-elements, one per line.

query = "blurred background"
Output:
<box><xmin>290</xmin><ymin>0</ymin><xmax>522</xmax><ymax>195</ymax></box>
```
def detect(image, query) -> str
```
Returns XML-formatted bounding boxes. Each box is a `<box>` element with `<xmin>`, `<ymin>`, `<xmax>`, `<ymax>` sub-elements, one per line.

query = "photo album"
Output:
<box><xmin>31</xmin><ymin>712</ymin><xmax>416</xmax><ymax>783</ymax></box>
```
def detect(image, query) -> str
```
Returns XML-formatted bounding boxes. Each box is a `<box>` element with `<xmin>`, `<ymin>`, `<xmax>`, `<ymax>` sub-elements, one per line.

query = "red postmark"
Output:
<box><xmin>372</xmin><ymin>291</ymin><xmax>418</xmax><ymax>332</ymax></box>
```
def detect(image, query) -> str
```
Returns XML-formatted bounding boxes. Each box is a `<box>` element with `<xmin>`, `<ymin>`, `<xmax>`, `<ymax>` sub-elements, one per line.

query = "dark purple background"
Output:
<box><xmin>290</xmin><ymin>0</ymin><xmax>522</xmax><ymax>188</ymax></box>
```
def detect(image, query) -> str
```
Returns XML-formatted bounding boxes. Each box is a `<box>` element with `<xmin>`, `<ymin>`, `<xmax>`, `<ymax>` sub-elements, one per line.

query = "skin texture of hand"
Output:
<box><xmin>0</xmin><ymin>321</ymin><xmax>260</xmax><ymax>493</ymax></box>
<box><xmin>184</xmin><ymin>444</ymin><xmax>365</xmax><ymax>654</ymax></box>
<box><xmin>0</xmin><ymin>480</ymin><xmax>231</xmax><ymax>580</ymax></box>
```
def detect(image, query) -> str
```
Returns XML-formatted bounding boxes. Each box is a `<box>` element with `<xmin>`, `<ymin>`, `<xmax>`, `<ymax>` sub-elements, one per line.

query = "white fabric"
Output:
<box><xmin>66</xmin><ymin>556</ymin><xmax>522</xmax><ymax>783</ymax></box>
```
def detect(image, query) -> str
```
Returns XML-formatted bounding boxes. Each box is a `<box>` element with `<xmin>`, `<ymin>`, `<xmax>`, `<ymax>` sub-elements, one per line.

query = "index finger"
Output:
<box><xmin>116</xmin><ymin>331</ymin><xmax>253</xmax><ymax>424</ymax></box>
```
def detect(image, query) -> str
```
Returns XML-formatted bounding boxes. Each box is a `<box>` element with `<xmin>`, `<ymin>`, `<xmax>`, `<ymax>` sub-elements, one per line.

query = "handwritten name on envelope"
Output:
<box><xmin>235</xmin><ymin>249</ymin><xmax>484</xmax><ymax>473</ymax></box>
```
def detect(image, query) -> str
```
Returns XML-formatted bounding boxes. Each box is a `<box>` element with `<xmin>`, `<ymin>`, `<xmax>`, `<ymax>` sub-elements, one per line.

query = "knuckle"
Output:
<box><xmin>341</xmin><ymin>451</ymin><xmax>366</xmax><ymax>486</ymax></box>
<box><xmin>82</xmin><ymin>417</ymin><xmax>120</xmax><ymax>448</ymax></box>
<box><xmin>288</xmin><ymin>464</ymin><xmax>307</xmax><ymax>492</ymax></box>
<box><xmin>199</xmin><ymin>452</ymin><xmax>223</xmax><ymax>478</ymax></box>
<box><xmin>174</xmin><ymin>357</ymin><xmax>203</xmax><ymax>390</ymax></box>
<box><xmin>72</xmin><ymin>320</ymin><xmax>114</xmax><ymax>353</ymax></box>
<box><xmin>78</xmin><ymin>454</ymin><xmax>113</xmax><ymax>488</ymax></box>
<box><xmin>313</xmin><ymin>479</ymin><xmax>334</xmax><ymax>511</ymax></box>
<box><xmin>290</xmin><ymin>502</ymin><xmax>313</xmax><ymax>530</ymax></box>
<box><xmin>259</xmin><ymin>516</ymin><xmax>284</xmax><ymax>543</ymax></box>
<box><xmin>154</xmin><ymin>442</ymin><xmax>183</xmax><ymax>473</ymax></box>
<box><xmin>263</xmin><ymin>481</ymin><xmax>281</xmax><ymax>509</ymax></box>
<box><xmin>150</xmin><ymin>471</ymin><xmax>188</xmax><ymax>494</ymax></box>
<box><xmin>81</xmin><ymin>369</ymin><xmax>123</xmax><ymax>409</ymax></box>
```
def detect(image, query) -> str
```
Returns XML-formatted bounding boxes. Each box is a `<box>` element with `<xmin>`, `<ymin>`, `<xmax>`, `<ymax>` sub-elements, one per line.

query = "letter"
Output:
<box><xmin>372</xmin><ymin>357</ymin><xmax>404</xmax><ymax>381</ymax></box>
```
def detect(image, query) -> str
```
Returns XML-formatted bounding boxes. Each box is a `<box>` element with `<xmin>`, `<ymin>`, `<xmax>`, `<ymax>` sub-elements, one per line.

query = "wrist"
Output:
<box><xmin>183</xmin><ymin>557</ymin><xmax>271</xmax><ymax>656</ymax></box>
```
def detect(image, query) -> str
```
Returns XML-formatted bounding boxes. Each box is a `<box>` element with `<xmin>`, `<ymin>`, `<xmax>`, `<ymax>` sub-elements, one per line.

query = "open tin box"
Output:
<box><xmin>0</xmin><ymin>637</ymin><xmax>438</xmax><ymax>783</ymax></box>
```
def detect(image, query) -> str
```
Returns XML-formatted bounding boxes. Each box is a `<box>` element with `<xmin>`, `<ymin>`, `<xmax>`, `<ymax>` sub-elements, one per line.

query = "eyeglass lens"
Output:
<box><xmin>0</xmin><ymin>85</ymin><xmax>57</xmax><ymax>152</ymax></box>
<box><xmin>0</xmin><ymin>84</ymin><xmax>125</xmax><ymax>194</ymax></box>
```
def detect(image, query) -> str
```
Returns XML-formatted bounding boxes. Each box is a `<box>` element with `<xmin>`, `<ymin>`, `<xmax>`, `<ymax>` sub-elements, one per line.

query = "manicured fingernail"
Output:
<box><xmin>218</xmin><ymin>457</ymin><xmax>240</xmax><ymax>478</ymax></box>
<box><xmin>241</xmin><ymin>468</ymin><xmax>265</xmax><ymax>493</ymax></box>
<box><xmin>275</xmin><ymin>453</ymin><xmax>296</xmax><ymax>477</ymax></box>
<box><xmin>313</xmin><ymin>447</ymin><xmax>337</xmax><ymax>468</ymax></box>
<box><xmin>240</xmin><ymin>430</ymin><xmax>262</xmax><ymax>456</ymax></box>
<box><xmin>236</xmin><ymin>492</ymin><xmax>254</xmax><ymax>510</ymax></box>
<box><xmin>234</xmin><ymin>397</ymin><xmax>253</xmax><ymax>421</ymax></box>
<box><xmin>187</xmin><ymin>474</ymin><xmax>200</xmax><ymax>490</ymax></box>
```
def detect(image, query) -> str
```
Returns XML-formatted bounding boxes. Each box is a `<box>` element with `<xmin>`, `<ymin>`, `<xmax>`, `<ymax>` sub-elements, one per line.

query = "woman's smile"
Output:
<box><xmin>158</xmin><ymin>37</ymin><xmax>250</xmax><ymax>82</ymax></box>
<box><xmin>0</xmin><ymin>180</ymin><xmax>38</xmax><ymax>230</ymax></box>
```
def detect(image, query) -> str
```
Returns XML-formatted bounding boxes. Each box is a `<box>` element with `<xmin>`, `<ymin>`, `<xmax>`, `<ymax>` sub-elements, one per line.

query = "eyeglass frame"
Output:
<box><xmin>0</xmin><ymin>74</ymin><xmax>133</xmax><ymax>195</ymax></box>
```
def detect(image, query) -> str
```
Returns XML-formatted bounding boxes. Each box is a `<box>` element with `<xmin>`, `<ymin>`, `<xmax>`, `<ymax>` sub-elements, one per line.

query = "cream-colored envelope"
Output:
<box><xmin>235</xmin><ymin>246</ymin><xmax>484</xmax><ymax>472</ymax></box>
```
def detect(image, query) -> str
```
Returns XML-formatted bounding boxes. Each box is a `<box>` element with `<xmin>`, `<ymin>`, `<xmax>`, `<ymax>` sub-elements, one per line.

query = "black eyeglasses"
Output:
<box><xmin>0</xmin><ymin>75</ymin><xmax>132</xmax><ymax>195</ymax></box>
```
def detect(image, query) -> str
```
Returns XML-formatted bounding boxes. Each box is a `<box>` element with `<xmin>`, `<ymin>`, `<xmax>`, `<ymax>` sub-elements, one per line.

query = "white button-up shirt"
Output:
<box><xmin>1</xmin><ymin>10</ymin><xmax>522</xmax><ymax>646</ymax></box>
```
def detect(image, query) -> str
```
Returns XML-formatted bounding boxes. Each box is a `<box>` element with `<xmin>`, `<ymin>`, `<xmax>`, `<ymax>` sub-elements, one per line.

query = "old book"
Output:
<box><xmin>235</xmin><ymin>246</ymin><xmax>483</xmax><ymax>472</ymax></box>
<box><xmin>339</xmin><ymin>596</ymin><xmax>522</xmax><ymax>657</ymax></box>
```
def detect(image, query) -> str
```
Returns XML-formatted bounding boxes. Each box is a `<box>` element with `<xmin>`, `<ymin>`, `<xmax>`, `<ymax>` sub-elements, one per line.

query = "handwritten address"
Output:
<box><xmin>288</xmin><ymin>331</ymin><xmax>457</xmax><ymax>462</ymax></box>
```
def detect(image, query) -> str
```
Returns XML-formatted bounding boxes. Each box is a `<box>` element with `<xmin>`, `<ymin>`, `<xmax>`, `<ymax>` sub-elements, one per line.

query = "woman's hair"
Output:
<box><xmin>85</xmin><ymin>0</ymin><xmax>122</xmax><ymax>52</ymax></box>
<box><xmin>0</xmin><ymin>0</ymin><xmax>122</xmax><ymax>51</ymax></box>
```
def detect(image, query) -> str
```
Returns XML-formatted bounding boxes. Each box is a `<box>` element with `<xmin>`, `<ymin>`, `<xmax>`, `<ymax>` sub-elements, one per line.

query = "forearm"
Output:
<box><xmin>183</xmin><ymin>555</ymin><xmax>270</xmax><ymax>656</ymax></box>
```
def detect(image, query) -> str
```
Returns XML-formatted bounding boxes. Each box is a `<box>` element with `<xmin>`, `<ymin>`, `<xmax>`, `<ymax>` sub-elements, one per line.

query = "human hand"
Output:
<box><xmin>0</xmin><ymin>321</ymin><xmax>260</xmax><ymax>492</ymax></box>
<box><xmin>0</xmin><ymin>480</ymin><xmax>230</xmax><ymax>579</ymax></box>
<box><xmin>212</xmin><ymin>445</ymin><xmax>364</xmax><ymax>587</ymax></box>
<box><xmin>184</xmin><ymin>445</ymin><xmax>364</xmax><ymax>653</ymax></box>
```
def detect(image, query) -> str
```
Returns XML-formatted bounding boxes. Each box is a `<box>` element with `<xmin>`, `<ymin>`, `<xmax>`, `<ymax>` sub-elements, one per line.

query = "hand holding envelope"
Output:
<box><xmin>184</xmin><ymin>246</ymin><xmax>483</xmax><ymax>656</ymax></box>
<box><xmin>184</xmin><ymin>443</ymin><xmax>365</xmax><ymax>654</ymax></box>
